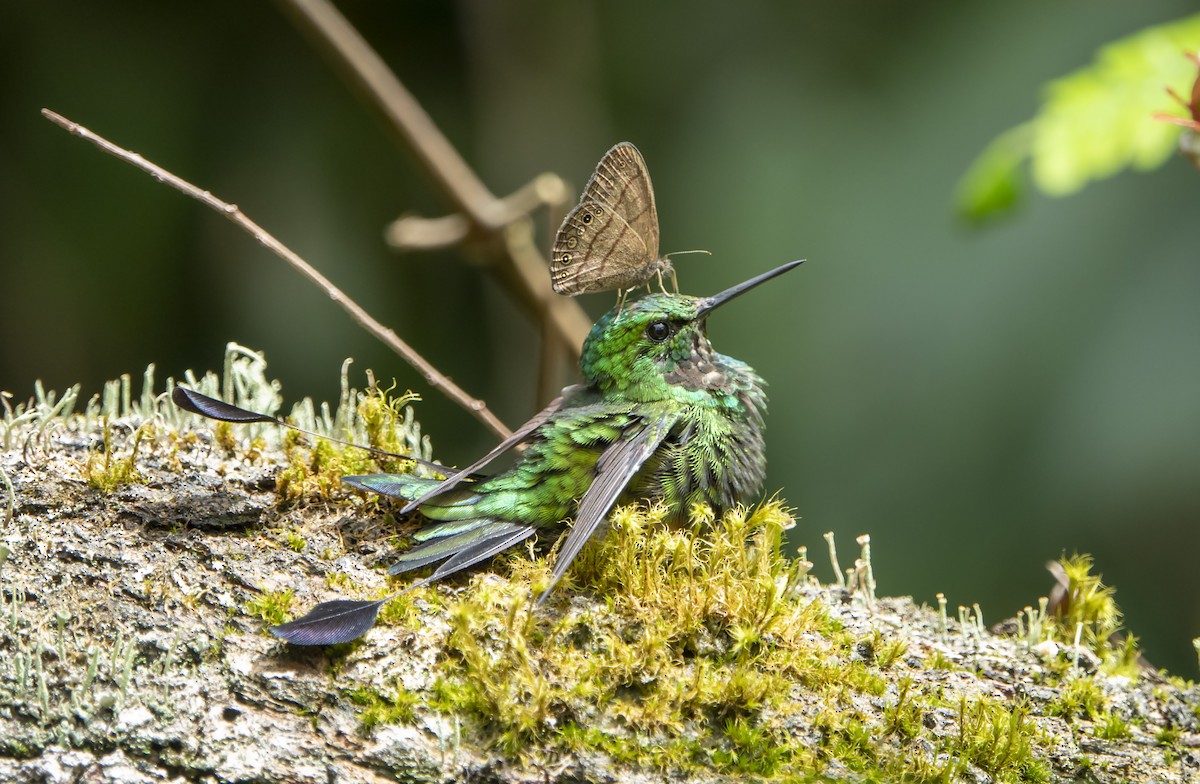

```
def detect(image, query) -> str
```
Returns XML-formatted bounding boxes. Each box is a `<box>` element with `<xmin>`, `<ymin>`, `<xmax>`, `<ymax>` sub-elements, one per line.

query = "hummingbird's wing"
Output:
<box><xmin>398</xmin><ymin>384</ymin><xmax>587</xmax><ymax>514</ymax></box>
<box><xmin>386</xmin><ymin>520</ymin><xmax>536</xmax><ymax>577</ymax></box>
<box><xmin>536</xmin><ymin>410</ymin><xmax>680</xmax><ymax>604</ymax></box>
<box><xmin>270</xmin><ymin>521</ymin><xmax>539</xmax><ymax>646</ymax></box>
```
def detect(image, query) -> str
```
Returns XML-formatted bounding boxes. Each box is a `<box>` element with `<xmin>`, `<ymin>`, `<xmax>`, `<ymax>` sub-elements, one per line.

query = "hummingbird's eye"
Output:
<box><xmin>646</xmin><ymin>320</ymin><xmax>672</xmax><ymax>343</ymax></box>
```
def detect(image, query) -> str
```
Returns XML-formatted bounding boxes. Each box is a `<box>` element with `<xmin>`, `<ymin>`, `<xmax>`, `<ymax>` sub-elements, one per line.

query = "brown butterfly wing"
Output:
<box><xmin>551</xmin><ymin>142</ymin><xmax>661</xmax><ymax>295</ymax></box>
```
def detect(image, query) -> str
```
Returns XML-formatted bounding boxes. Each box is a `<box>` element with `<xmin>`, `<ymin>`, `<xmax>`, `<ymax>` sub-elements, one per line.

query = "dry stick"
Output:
<box><xmin>277</xmin><ymin>0</ymin><xmax>530</xmax><ymax>227</ymax></box>
<box><xmin>42</xmin><ymin>108</ymin><xmax>513</xmax><ymax>441</ymax></box>
<box><xmin>276</xmin><ymin>0</ymin><xmax>592</xmax><ymax>356</ymax></box>
<box><xmin>386</xmin><ymin>174</ymin><xmax>568</xmax><ymax>252</ymax></box>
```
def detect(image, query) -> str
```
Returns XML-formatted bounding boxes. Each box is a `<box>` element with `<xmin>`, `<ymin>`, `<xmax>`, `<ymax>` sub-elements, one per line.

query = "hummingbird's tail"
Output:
<box><xmin>342</xmin><ymin>474</ymin><xmax>538</xmax><ymax>582</ymax></box>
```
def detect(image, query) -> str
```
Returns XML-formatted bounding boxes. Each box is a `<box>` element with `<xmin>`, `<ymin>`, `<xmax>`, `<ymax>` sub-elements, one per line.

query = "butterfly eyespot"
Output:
<box><xmin>565</xmin><ymin>236</ymin><xmax>578</xmax><ymax>249</ymax></box>
<box><xmin>592</xmin><ymin>207</ymin><xmax>604</xmax><ymax>216</ymax></box>
<box><xmin>581</xmin><ymin>214</ymin><xmax>593</xmax><ymax>225</ymax></box>
<box><xmin>646</xmin><ymin>320</ymin><xmax>672</xmax><ymax>343</ymax></box>
<box><xmin>560</xmin><ymin>253</ymin><xmax>572</xmax><ymax>265</ymax></box>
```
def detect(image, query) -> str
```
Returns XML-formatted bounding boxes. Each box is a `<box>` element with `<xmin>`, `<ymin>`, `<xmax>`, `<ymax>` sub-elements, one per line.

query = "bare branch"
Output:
<box><xmin>42</xmin><ymin>108</ymin><xmax>513</xmax><ymax>440</ymax></box>
<box><xmin>385</xmin><ymin>174</ymin><xmax>570</xmax><ymax>253</ymax></box>
<box><xmin>274</xmin><ymin>0</ymin><xmax>592</xmax><ymax>384</ymax></box>
<box><xmin>276</xmin><ymin>0</ymin><xmax>552</xmax><ymax>230</ymax></box>
<box><xmin>385</xmin><ymin>214</ymin><xmax>470</xmax><ymax>252</ymax></box>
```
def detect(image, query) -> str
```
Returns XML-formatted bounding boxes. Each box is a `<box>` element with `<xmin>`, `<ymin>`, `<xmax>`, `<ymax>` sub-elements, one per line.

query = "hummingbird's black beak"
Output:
<box><xmin>696</xmin><ymin>259</ymin><xmax>805</xmax><ymax>318</ymax></box>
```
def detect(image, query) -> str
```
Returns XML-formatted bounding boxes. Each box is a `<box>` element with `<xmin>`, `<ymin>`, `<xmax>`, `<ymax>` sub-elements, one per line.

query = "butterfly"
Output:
<box><xmin>551</xmin><ymin>142</ymin><xmax>677</xmax><ymax>307</ymax></box>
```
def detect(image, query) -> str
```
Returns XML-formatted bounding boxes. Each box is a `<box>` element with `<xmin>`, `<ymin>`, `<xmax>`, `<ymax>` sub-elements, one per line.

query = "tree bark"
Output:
<box><xmin>1</xmin><ymin>408</ymin><xmax>1197</xmax><ymax>783</ymax></box>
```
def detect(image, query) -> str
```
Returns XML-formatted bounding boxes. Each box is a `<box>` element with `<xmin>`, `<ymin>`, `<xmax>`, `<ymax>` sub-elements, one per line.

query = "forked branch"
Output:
<box><xmin>42</xmin><ymin>108</ymin><xmax>513</xmax><ymax>440</ymax></box>
<box><xmin>276</xmin><ymin>0</ymin><xmax>593</xmax><ymax>378</ymax></box>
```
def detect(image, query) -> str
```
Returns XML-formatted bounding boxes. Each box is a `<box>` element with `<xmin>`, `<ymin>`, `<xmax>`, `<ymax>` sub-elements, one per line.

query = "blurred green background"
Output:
<box><xmin>2</xmin><ymin>2</ymin><xmax>1197</xmax><ymax>673</ymax></box>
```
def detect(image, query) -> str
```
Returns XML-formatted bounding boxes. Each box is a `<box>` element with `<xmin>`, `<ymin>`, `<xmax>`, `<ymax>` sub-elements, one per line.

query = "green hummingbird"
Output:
<box><xmin>176</xmin><ymin>260</ymin><xmax>803</xmax><ymax>644</ymax></box>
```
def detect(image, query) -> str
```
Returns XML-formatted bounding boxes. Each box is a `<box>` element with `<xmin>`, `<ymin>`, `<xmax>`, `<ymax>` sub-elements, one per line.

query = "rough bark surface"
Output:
<box><xmin>1</xmin><ymin>411</ymin><xmax>1198</xmax><ymax>783</ymax></box>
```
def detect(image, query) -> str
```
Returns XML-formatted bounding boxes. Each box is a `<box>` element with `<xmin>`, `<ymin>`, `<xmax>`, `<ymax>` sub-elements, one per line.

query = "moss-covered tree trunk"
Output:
<box><xmin>1</xmin><ymin>370</ymin><xmax>1198</xmax><ymax>783</ymax></box>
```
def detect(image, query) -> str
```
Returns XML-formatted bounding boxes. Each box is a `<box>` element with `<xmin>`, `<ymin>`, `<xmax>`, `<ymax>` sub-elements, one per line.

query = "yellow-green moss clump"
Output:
<box><xmin>84</xmin><ymin>418</ymin><xmax>151</xmax><ymax>493</ymax></box>
<box><xmin>334</xmin><ymin>503</ymin><xmax>1061</xmax><ymax>782</ymax></box>
<box><xmin>5</xmin><ymin>351</ymin><xmax>1176</xmax><ymax>782</ymax></box>
<box><xmin>275</xmin><ymin>385</ymin><xmax>425</xmax><ymax>502</ymax></box>
<box><xmin>1048</xmin><ymin>553</ymin><xmax>1142</xmax><ymax>676</ymax></box>
<box><xmin>245</xmin><ymin>589</ymin><xmax>295</xmax><ymax>627</ymax></box>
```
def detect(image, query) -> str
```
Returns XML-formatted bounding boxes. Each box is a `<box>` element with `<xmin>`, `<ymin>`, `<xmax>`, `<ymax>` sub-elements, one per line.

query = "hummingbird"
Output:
<box><xmin>176</xmin><ymin>260</ymin><xmax>803</xmax><ymax>645</ymax></box>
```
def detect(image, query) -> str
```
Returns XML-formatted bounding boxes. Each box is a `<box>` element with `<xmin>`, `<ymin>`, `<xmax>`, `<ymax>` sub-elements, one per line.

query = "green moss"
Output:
<box><xmin>275</xmin><ymin>384</ymin><xmax>425</xmax><ymax>502</ymax></box>
<box><xmin>1049</xmin><ymin>554</ymin><xmax>1141</xmax><ymax>675</ymax></box>
<box><xmin>1156</xmin><ymin>726</ymin><xmax>1181</xmax><ymax>746</ymax></box>
<box><xmin>1072</xmin><ymin>754</ymin><xmax>1096</xmax><ymax>778</ymax></box>
<box><xmin>1046</xmin><ymin>675</ymin><xmax>1107</xmax><ymax>720</ymax></box>
<box><xmin>948</xmin><ymin>696</ymin><xmax>1050</xmax><ymax>783</ymax></box>
<box><xmin>0</xmin><ymin>739</ymin><xmax>36</xmax><ymax>759</ymax></box>
<box><xmin>815</xmin><ymin>710</ymin><xmax>878</xmax><ymax>773</ymax></box>
<box><xmin>244</xmin><ymin>589</ymin><xmax>295</xmax><ymax>627</ymax></box>
<box><xmin>324</xmin><ymin>572</ymin><xmax>359</xmax><ymax>592</ymax></box>
<box><xmin>214</xmin><ymin>421</ymin><xmax>237</xmax><ymax>453</ymax></box>
<box><xmin>84</xmin><ymin>419</ymin><xmax>149</xmax><ymax>492</ymax></box>
<box><xmin>276</xmin><ymin>435</ymin><xmax>348</xmax><ymax>502</ymax></box>
<box><xmin>340</xmin><ymin>501</ymin><xmax>1064</xmax><ymax>781</ymax></box>
<box><xmin>882</xmin><ymin>677</ymin><xmax>922</xmax><ymax>741</ymax></box>
<box><xmin>357</xmin><ymin>384</ymin><xmax>423</xmax><ymax>455</ymax></box>
<box><xmin>346</xmin><ymin>685</ymin><xmax>419</xmax><ymax>733</ymax></box>
<box><xmin>409</xmin><ymin>504</ymin><xmax>841</xmax><ymax>772</ymax></box>
<box><xmin>1095</xmin><ymin>711</ymin><xmax>1130</xmax><ymax>740</ymax></box>
<box><xmin>714</xmin><ymin>716</ymin><xmax>793</xmax><ymax>776</ymax></box>
<box><xmin>376</xmin><ymin>586</ymin><xmax>445</xmax><ymax>628</ymax></box>
<box><xmin>284</xmin><ymin>530</ymin><xmax>307</xmax><ymax>552</ymax></box>
<box><xmin>873</xmin><ymin>634</ymin><xmax>908</xmax><ymax>669</ymax></box>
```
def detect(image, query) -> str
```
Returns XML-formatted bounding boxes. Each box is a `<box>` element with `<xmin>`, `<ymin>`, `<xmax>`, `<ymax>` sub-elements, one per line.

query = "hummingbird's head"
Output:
<box><xmin>581</xmin><ymin>294</ymin><xmax>712</xmax><ymax>401</ymax></box>
<box><xmin>579</xmin><ymin>260</ymin><xmax>805</xmax><ymax>402</ymax></box>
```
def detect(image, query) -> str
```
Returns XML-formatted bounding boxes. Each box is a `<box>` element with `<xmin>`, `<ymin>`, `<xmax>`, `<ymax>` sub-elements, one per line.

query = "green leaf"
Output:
<box><xmin>954</xmin><ymin>123</ymin><xmax>1032</xmax><ymax>224</ymax></box>
<box><xmin>956</xmin><ymin>13</ymin><xmax>1200</xmax><ymax>221</ymax></box>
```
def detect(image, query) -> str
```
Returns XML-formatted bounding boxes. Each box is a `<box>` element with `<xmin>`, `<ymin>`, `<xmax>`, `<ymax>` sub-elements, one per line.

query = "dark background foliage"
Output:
<box><xmin>2</xmin><ymin>2</ymin><xmax>1197</xmax><ymax>673</ymax></box>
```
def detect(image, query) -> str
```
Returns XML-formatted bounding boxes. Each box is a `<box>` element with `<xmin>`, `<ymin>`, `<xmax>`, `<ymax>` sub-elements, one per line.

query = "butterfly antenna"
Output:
<box><xmin>666</xmin><ymin>249</ymin><xmax>711</xmax><ymax>292</ymax></box>
<box><xmin>663</xmin><ymin>249</ymin><xmax>713</xmax><ymax>260</ymax></box>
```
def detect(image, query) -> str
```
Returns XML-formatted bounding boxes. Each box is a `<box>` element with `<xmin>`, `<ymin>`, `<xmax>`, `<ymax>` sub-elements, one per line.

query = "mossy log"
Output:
<box><xmin>1</xmin><ymin>363</ymin><xmax>1198</xmax><ymax>783</ymax></box>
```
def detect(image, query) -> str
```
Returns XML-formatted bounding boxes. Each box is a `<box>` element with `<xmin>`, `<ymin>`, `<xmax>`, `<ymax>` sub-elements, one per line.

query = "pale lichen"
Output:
<box><xmin>0</xmin><ymin>349</ymin><xmax>1194</xmax><ymax>783</ymax></box>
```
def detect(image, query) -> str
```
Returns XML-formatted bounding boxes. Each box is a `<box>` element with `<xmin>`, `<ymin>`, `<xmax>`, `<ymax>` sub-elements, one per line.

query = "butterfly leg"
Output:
<box><xmin>615</xmin><ymin>288</ymin><xmax>631</xmax><ymax>316</ymax></box>
<box><xmin>655</xmin><ymin>267</ymin><xmax>678</xmax><ymax>295</ymax></box>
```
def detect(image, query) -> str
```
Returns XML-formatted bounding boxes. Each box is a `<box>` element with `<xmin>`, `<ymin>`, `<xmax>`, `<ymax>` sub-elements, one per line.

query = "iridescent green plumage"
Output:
<box><xmin>276</xmin><ymin>260</ymin><xmax>802</xmax><ymax>644</ymax></box>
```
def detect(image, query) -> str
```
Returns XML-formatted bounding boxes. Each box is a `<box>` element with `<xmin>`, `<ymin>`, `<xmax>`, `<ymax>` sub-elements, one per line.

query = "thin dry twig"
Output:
<box><xmin>277</xmin><ymin>0</ymin><xmax>550</xmax><ymax>230</ymax></box>
<box><xmin>275</xmin><ymin>0</ymin><xmax>593</xmax><ymax>374</ymax></box>
<box><xmin>41</xmin><ymin>108</ymin><xmax>513</xmax><ymax>440</ymax></box>
<box><xmin>385</xmin><ymin>174</ymin><xmax>568</xmax><ymax>251</ymax></box>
